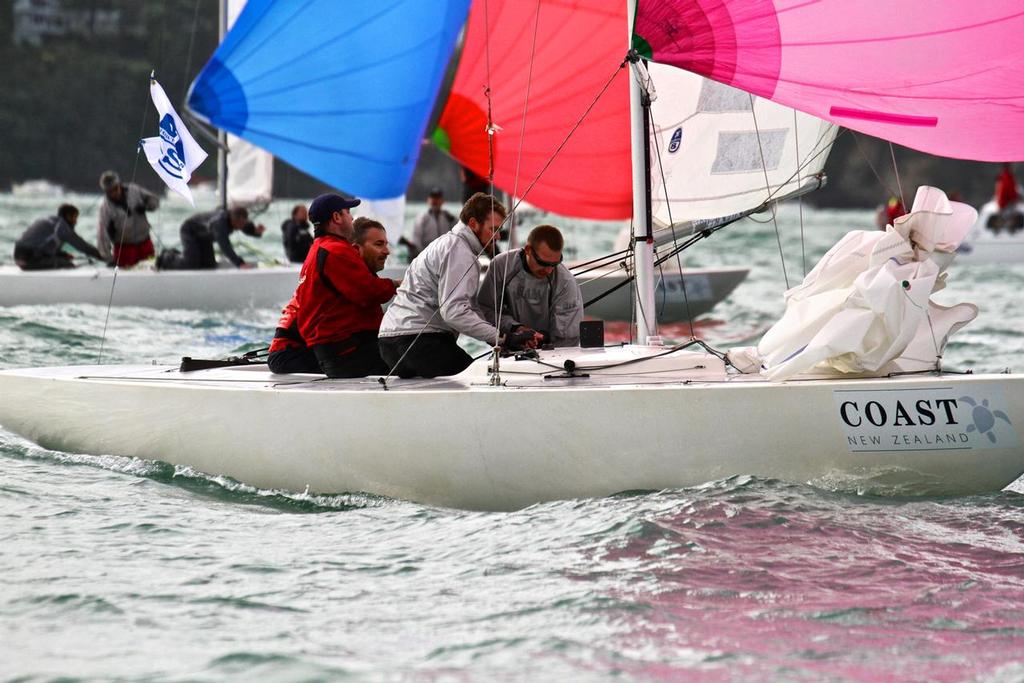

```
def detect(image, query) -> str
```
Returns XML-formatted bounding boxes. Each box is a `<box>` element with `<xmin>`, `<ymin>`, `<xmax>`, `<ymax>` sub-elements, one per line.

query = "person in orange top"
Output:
<box><xmin>293</xmin><ymin>194</ymin><xmax>400</xmax><ymax>378</ymax></box>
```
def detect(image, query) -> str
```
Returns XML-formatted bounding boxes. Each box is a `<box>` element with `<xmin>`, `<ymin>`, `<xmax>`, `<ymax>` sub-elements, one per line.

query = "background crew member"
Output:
<box><xmin>97</xmin><ymin>170</ymin><xmax>160</xmax><ymax>267</ymax></box>
<box><xmin>13</xmin><ymin>203</ymin><xmax>103</xmax><ymax>270</ymax></box>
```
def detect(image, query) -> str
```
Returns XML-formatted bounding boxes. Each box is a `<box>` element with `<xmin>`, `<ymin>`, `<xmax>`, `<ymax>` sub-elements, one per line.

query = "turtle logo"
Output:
<box><xmin>959</xmin><ymin>396</ymin><xmax>1012</xmax><ymax>444</ymax></box>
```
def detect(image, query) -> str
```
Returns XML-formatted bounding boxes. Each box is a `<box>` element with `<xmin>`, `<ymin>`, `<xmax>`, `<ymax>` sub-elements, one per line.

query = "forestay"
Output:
<box><xmin>634</xmin><ymin>0</ymin><xmax>1024</xmax><ymax>162</ymax></box>
<box><xmin>187</xmin><ymin>0</ymin><xmax>470</xmax><ymax>199</ymax></box>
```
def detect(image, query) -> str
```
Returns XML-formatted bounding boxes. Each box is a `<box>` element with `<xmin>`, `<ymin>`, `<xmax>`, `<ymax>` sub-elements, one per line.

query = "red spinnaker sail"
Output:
<box><xmin>436</xmin><ymin>0</ymin><xmax>632</xmax><ymax>220</ymax></box>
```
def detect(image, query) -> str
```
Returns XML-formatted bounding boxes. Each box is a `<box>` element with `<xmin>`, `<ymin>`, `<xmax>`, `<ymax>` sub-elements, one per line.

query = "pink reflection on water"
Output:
<box><xmin>581</xmin><ymin>489</ymin><xmax>1024</xmax><ymax>680</ymax></box>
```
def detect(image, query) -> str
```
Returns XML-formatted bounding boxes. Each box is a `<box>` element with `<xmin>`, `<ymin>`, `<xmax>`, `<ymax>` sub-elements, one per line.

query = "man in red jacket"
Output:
<box><xmin>268</xmin><ymin>215</ymin><xmax>396</xmax><ymax>374</ymax></box>
<box><xmin>293</xmin><ymin>194</ymin><xmax>400</xmax><ymax>378</ymax></box>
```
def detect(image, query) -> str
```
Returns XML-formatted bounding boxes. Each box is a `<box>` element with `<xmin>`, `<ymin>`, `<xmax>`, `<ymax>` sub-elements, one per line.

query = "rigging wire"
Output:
<box><xmin>99</xmin><ymin>0</ymin><xmax>170</xmax><ymax>364</ymax></box>
<box><xmin>749</xmin><ymin>93</ymin><xmax>790</xmax><ymax>290</ymax></box>
<box><xmin>481</xmin><ymin>0</ymin><xmax>503</xmax><ymax>361</ymax></box>
<box><xmin>493</xmin><ymin>0</ymin><xmax>543</xmax><ymax>364</ymax></box>
<box><xmin>182</xmin><ymin>0</ymin><xmax>203</xmax><ymax>102</ymax></box>
<box><xmin>851</xmin><ymin>132</ymin><xmax>902</xmax><ymax>200</ymax></box>
<box><xmin>889</xmin><ymin>142</ymin><xmax>907</xmax><ymax>210</ymax></box>
<box><xmin>580</xmin><ymin>126</ymin><xmax>843</xmax><ymax>310</ymax></box>
<box><xmin>646</xmin><ymin>78</ymin><xmax>695</xmax><ymax>339</ymax></box>
<box><xmin>379</xmin><ymin>59</ymin><xmax>628</xmax><ymax>387</ymax></box>
<box><xmin>793</xmin><ymin>110</ymin><xmax>807</xmax><ymax>277</ymax></box>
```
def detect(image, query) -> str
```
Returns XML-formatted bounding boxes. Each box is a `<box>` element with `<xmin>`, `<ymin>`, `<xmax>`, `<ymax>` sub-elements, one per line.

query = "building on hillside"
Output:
<box><xmin>13</xmin><ymin>0</ymin><xmax>120</xmax><ymax>46</ymax></box>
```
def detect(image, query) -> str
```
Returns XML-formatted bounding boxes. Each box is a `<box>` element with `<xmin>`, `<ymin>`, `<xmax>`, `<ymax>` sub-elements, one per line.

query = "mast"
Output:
<box><xmin>217</xmin><ymin>0</ymin><xmax>228</xmax><ymax>211</ymax></box>
<box><xmin>626</xmin><ymin>1</ymin><xmax>657</xmax><ymax>344</ymax></box>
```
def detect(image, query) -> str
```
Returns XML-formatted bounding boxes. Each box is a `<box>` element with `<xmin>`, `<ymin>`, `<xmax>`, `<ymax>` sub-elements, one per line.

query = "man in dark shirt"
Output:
<box><xmin>163</xmin><ymin>208</ymin><xmax>266</xmax><ymax>269</ymax></box>
<box><xmin>13</xmin><ymin>204</ymin><xmax>103</xmax><ymax>270</ymax></box>
<box><xmin>281</xmin><ymin>204</ymin><xmax>314</xmax><ymax>263</ymax></box>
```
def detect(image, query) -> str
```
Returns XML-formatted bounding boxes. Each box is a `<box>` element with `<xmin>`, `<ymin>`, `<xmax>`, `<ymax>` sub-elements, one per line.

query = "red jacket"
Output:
<box><xmin>269</xmin><ymin>295</ymin><xmax>301</xmax><ymax>353</ymax></box>
<box><xmin>295</xmin><ymin>235</ymin><xmax>396</xmax><ymax>347</ymax></box>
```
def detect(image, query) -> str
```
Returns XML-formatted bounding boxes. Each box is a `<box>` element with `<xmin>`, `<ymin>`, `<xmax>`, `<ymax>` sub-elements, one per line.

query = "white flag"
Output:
<box><xmin>139</xmin><ymin>77</ymin><xmax>208</xmax><ymax>206</ymax></box>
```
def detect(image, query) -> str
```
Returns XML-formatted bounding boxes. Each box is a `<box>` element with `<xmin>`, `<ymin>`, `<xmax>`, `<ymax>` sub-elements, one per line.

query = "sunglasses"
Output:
<box><xmin>530</xmin><ymin>248</ymin><xmax>563</xmax><ymax>268</ymax></box>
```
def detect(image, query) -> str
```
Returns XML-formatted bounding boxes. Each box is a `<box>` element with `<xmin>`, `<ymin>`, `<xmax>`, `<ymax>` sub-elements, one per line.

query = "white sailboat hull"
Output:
<box><xmin>0</xmin><ymin>264</ymin><xmax>302</xmax><ymax>310</ymax></box>
<box><xmin>0</xmin><ymin>264</ymin><xmax>748</xmax><ymax>321</ymax></box>
<box><xmin>578</xmin><ymin>265</ymin><xmax>748</xmax><ymax>321</ymax></box>
<box><xmin>956</xmin><ymin>200</ymin><xmax>1024</xmax><ymax>263</ymax></box>
<box><xmin>2</xmin><ymin>348</ymin><xmax>1021</xmax><ymax>510</ymax></box>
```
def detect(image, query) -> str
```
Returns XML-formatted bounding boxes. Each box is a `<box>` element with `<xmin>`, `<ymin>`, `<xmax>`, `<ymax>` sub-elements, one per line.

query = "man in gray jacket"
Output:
<box><xmin>378</xmin><ymin>193</ymin><xmax>540</xmax><ymax>378</ymax></box>
<box><xmin>478</xmin><ymin>224</ymin><xmax>583</xmax><ymax>347</ymax></box>
<box><xmin>97</xmin><ymin>170</ymin><xmax>160</xmax><ymax>267</ymax></box>
<box><xmin>403</xmin><ymin>186</ymin><xmax>456</xmax><ymax>259</ymax></box>
<box><xmin>13</xmin><ymin>204</ymin><xmax>103</xmax><ymax>270</ymax></box>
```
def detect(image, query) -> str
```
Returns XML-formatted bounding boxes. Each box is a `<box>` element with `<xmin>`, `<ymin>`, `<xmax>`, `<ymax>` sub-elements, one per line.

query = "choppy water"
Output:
<box><xmin>2</xmin><ymin>192</ymin><xmax>1023</xmax><ymax>681</ymax></box>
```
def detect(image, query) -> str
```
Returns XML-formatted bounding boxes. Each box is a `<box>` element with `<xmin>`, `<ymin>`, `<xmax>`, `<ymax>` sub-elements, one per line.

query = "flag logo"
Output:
<box><xmin>140</xmin><ymin>76</ymin><xmax>208</xmax><ymax>205</ymax></box>
<box><xmin>157</xmin><ymin>114</ymin><xmax>187</xmax><ymax>179</ymax></box>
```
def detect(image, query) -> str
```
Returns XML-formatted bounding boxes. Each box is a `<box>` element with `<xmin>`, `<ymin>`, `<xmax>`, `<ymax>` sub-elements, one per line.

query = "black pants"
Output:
<box><xmin>267</xmin><ymin>346</ymin><xmax>321</xmax><ymax>374</ymax></box>
<box><xmin>378</xmin><ymin>333</ymin><xmax>473</xmax><ymax>379</ymax></box>
<box><xmin>13</xmin><ymin>245</ymin><xmax>73</xmax><ymax>270</ymax></box>
<box><xmin>312</xmin><ymin>330</ymin><xmax>388</xmax><ymax>378</ymax></box>
<box><xmin>161</xmin><ymin>219</ymin><xmax>216</xmax><ymax>269</ymax></box>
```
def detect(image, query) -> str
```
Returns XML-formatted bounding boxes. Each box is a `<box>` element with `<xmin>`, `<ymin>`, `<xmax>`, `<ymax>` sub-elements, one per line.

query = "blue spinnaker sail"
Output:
<box><xmin>187</xmin><ymin>0</ymin><xmax>470</xmax><ymax>199</ymax></box>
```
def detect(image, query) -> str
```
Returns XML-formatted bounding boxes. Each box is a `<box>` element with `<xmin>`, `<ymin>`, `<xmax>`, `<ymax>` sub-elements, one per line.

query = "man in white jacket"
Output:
<box><xmin>378</xmin><ymin>193</ymin><xmax>539</xmax><ymax>378</ymax></box>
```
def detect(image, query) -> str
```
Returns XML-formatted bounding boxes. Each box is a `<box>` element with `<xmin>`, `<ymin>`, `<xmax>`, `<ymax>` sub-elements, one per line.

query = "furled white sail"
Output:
<box><xmin>747</xmin><ymin>187</ymin><xmax>978</xmax><ymax>381</ymax></box>
<box><xmin>225</xmin><ymin>133</ymin><xmax>273</xmax><ymax>208</ymax></box>
<box><xmin>223</xmin><ymin>0</ymin><xmax>273</xmax><ymax>208</ymax></box>
<box><xmin>647</xmin><ymin>63</ymin><xmax>837</xmax><ymax>237</ymax></box>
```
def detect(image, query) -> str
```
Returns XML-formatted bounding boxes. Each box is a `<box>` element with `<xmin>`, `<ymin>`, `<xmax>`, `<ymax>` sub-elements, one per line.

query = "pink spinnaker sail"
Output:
<box><xmin>436</xmin><ymin>0</ymin><xmax>632</xmax><ymax>220</ymax></box>
<box><xmin>634</xmin><ymin>0</ymin><xmax>1024</xmax><ymax>162</ymax></box>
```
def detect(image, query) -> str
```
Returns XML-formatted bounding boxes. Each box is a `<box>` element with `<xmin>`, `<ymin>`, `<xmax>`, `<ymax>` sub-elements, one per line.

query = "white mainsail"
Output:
<box><xmin>613</xmin><ymin>64</ymin><xmax>837</xmax><ymax>253</ymax></box>
<box><xmin>647</xmin><ymin>64</ymin><xmax>837</xmax><ymax>243</ymax></box>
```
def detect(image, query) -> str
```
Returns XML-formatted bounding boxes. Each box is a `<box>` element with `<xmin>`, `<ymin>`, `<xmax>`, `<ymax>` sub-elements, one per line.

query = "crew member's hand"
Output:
<box><xmin>239</xmin><ymin>262</ymin><xmax>256</xmax><ymax>270</ymax></box>
<box><xmin>504</xmin><ymin>326</ymin><xmax>540</xmax><ymax>352</ymax></box>
<box><xmin>254</xmin><ymin>223</ymin><xmax>266</xmax><ymax>237</ymax></box>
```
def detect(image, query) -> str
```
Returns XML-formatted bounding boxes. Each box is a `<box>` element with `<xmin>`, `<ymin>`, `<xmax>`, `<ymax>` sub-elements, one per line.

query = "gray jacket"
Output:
<box><xmin>411</xmin><ymin>208</ymin><xmax>456</xmax><ymax>254</ymax></box>
<box><xmin>478</xmin><ymin>248</ymin><xmax>583</xmax><ymax>347</ymax></box>
<box><xmin>379</xmin><ymin>222</ymin><xmax>500</xmax><ymax>344</ymax></box>
<box><xmin>97</xmin><ymin>183</ymin><xmax>160</xmax><ymax>258</ymax></box>
<box><xmin>16</xmin><ymin>216</ymin><xmax>102</xmax><ymax>260</ymax></box>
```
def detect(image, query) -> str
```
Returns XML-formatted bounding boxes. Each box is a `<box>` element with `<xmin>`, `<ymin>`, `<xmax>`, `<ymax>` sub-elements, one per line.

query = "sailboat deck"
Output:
<box><xmin>6</xmin><ymin>346</ymin><xmax>959</xmax><ymax>394</ymax></box>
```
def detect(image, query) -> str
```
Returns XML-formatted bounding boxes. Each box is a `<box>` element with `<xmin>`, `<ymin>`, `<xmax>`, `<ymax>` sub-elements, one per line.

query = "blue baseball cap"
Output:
<box><xmin>308</xmin><ymin>193</ymin><xmax>361</xmax><ymax>225</ymax></box>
